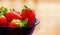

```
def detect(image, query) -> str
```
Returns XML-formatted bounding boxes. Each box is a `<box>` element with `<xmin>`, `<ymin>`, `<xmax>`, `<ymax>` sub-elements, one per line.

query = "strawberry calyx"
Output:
<box><xmin>12</xmin><ymin>19</ymin><xmax>21</xmax><ymax>27</ymax></box>
<box><xmin>13</xmin><ymin>19</ymin><xmax>21</xmax><ymax>24</ymax></box>
<box><xmin>22</xmin><ymin>18</ymin><xmax>28</xmax><ymax>26</ymax></box>
<box><xmin>22</xmin><ymin>5</ymin><xmax>33</xmax><ymax>13</ymax></box>
<box><xmin>10</xmin><ymin>9</ymin><xmax>15</xmax><ymax>11</ymax></box>
<box><xmin>12</xmin><ymin>18</ymin><xmax>28</xmax><ymax>27</ymax></box>
<box><xmin>0</xmin><ymin>7</ymin><xmax>8</xmax><ymax>16</ymax></box>
<box><xmin>1</xmin><ymin>7</ymin><xmax>8</xmax><ymax>12</ymax></box>
<box><xmin>0</xmin><ymin>10</ymin><xmax>4</xmax><ymax>16</ymax></box>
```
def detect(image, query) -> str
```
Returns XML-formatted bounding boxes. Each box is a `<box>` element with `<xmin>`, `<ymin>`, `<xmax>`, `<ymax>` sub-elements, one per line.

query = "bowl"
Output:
<box><xmin>0</xmin><ymin>18</ymin><xmax>40</xmax><ymax>35</ymax></box>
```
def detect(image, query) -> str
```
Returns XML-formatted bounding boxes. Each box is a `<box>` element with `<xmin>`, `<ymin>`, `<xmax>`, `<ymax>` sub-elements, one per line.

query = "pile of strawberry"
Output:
<box><xmin>0</xmin><ymin>5</ymin><xmax>36</xmax><ymax>28</ymax></box>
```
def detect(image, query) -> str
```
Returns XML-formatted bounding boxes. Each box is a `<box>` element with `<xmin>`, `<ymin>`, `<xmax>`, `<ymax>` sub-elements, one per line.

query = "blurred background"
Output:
<box><xmin>0</xmin><ymin>0</ymin><xmax>40</xmax><ymax>18</ymax></box>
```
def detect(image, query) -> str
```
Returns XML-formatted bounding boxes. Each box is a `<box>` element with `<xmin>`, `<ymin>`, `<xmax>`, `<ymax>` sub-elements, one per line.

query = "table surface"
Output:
<box><xmin>32</xmin><ymin>23</ymin><xmax>40</xmax><ymax>35</ymax></box>
<box><xmin>33</xmin><ymin>2</ymin><xmax>60</xmax><ymax>35</ymax></box>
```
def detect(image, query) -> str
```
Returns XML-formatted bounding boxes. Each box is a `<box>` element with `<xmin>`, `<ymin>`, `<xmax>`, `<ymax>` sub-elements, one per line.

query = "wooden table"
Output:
<box><xmin>32</xmin><ymin>23</ymin><xmax>40</xmax><ymax>35</ymax></box>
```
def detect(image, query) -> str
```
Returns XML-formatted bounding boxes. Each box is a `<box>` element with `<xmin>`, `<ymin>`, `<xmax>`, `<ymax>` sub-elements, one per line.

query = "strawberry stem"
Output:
<box><xmin>10</xmin><ymin>9</ymin><xmax>12</xmax><ymax>11</ymax></box>
<box><xmin>10</xmin><ymin>9</ymin><xmax>15</xmax><ymax>11</ymax></box>
<box><xmin>24</xmin><ymin>5</ymin><xmax>28</xmax><ymax>8</ymax></box>
<box><xmin>21</xmin><ymin>5</ymin><xmax>28</xmax><ymax>13</ymax></box>
<box><xmin>12</xmin><ymin>9</ymin><xmax>15</xmax><ymax>11</ymax></box>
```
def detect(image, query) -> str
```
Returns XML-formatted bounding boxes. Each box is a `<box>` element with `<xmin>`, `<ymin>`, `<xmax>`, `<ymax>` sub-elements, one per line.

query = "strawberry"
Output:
<box><xmin>0</xmin><ymin>15</ymin><xmax>7</xmax><ymax>26</ymax></box>
<box><xmin>8</xmin><ymin>19</ymin><xmax>21</xmax><ymax>28</ymax></box>
<box><xmin>0</xmin><ymin>7</ymin><xmax>7</xmax><ymax>26</ymax></box>
<box><xmin>21</xmin><ymin>5</ymin><xmax>35</xmax><ymax>26</ymax></box>
<box><xmin>9</xmin><ymin>19</ymin><xmax>28</xmax><ymax>28</ymax></box>
<box><xmin>5</xmin><ymin>11</ymin><xmax>23</xmax><ymax>22</ymax></box>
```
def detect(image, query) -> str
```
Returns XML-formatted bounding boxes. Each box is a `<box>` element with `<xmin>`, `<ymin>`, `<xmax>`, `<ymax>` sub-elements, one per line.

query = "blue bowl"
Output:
<box><xmin>0</xmin><ymin>18</ymin><xmax>40</xmax><ymax>35</ymax></box>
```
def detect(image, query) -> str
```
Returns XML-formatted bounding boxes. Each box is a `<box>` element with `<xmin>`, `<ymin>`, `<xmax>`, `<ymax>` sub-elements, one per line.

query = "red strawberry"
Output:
<box><xmin>0</xmin><ymin>15</ymin><xmax>7</xmax><ymax>26</ymax></box>
<box><xmin>0</xmin><ymin>7</ymin><xmax>7</xmax><ymax>26</ymax></box>
<box><xmin>8</xmin><ymin>19</ymin><xmax>21</xmax><ymax>28</ymax></box>
<box><xmin>8</xmin><ymin>19</ymin><xmax>28</xmax><ymax>28</ymax></box>
<box><xmin>21</xmin><ymin>5</ymin><xmax>35</xmax><ymax>26</ymax></box>
<box><xmin>5</xmin><ymin>11</ymin><xmax>23</xmax><ymax>22</ymax></box>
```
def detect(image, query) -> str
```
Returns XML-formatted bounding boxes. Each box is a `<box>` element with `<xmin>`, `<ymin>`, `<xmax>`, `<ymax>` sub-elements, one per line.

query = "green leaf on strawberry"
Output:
<box><xmin>0</xmin><ymin>10</ymin><xmax>4</xmax><ymax>16</ymax></box>
<box><xmin>21</xmin><ymin>18</ymin><xmax>28</xmax><ymax>26</ymax></box>
<box><xmin>24</xmin><ymin>5</ymin><xmax>28</xmax><ymax>9</ymax></box>
<box><xmin>1</xmin><ymin>7</ymin><xmax>8</xmax><ymax>12</ymax></box>
<box><xmin>19</xmin><ymin>18</ymin><xmax>28</xmax><ymax>27</ymax></box>
<box><xmin>0</xmin><ymin>7</ymin><xmax>8</xmax><ymax>15</ymax></box>
<box><xmin>9</xmin><ymin>18</ymin><xmax>28</xmax><ymax>28</ymax></box>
